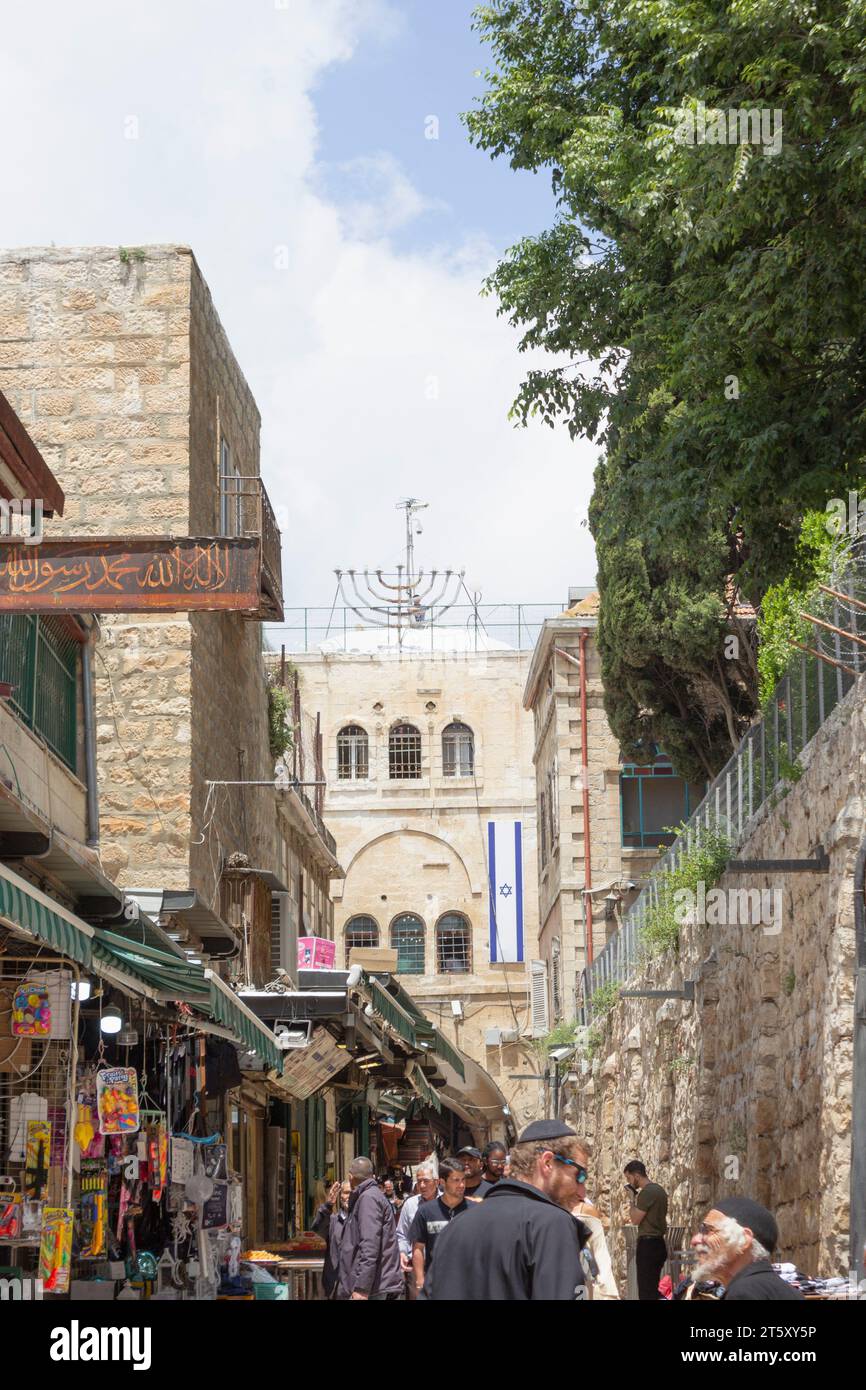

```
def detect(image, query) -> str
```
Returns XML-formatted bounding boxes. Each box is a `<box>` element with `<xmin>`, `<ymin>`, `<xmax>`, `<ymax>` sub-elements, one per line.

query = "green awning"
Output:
<box><xmin>0</xmin><ymin>861</ymin><xmax>94</xmax><ymax>968</ymax></box>
<box><xmin>410</xmin><ymin>1063</ymin><xmax>442</xmax><ymax>1113</ymax></box>
<box><xmin>362</xmin><ymin>974</ymin><xmax>418</xmax><ymax>1047</ymax></box>
<box><xmin>428</xmin><ymin>1028</ymin><xmax>465</xmax><ymax>1080</ymax></box>
<box><xmin>205</xmin><ymin>971</ymin><xmax>283</xmax><ymax>1071</ymax></box>
<box><xmin>362</xmin><ymin>971</ymin><xmax>466</xmax><ymax>1080</ymax></box>
<box><xmin>91</xmin><ymin>930</ymin><xmax>212</xmax><ymax>1003</ymax></box>
<box><xmin>0</xmin><ymin>864</ymin><xmax>281</xmax><ymax>1071</ymax></box>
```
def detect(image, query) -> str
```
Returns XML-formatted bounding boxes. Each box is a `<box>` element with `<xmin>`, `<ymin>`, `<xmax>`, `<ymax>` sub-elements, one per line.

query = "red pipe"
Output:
<box><xmin>579</xmin><ymin>629</ymin><xmax>593</xmax><ymax>965</ymax></box>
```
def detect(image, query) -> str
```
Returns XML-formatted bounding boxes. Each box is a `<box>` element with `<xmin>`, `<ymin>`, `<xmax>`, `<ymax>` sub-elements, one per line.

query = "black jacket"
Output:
<box><xmin>722</xmin><ymin>1261</ymin><xmax>806</xmax><ymax>1301</ymax></box>
<box><xmin>337</xmin><ymin>1177</ymin><xmax>403</xmax><ymax>1299</ymax></box>
<box><xmin>419</xmin><ymin>1178</ymin><xmax>586</xmax><ymax>1301</ymax></box>
<box><xmin>312</xmin><ymin>1203</ymin><xmax>347</xmax><ymax>1298</ymax></box>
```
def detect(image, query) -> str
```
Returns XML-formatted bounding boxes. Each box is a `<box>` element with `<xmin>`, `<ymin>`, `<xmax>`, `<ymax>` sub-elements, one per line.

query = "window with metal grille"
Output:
<box><xmin>436</xmin><ymin>913</ymin><xmax>471</xmax><ymax>973</ymax></box>
<box><xmin>0</xmin><ymin>614</ymin><xmax>78</xmax><ymax>770</ymax></box>
<box><xmin>390</xmin><ymin>913</ymin><xmax>425</xmax><ymax>974</ymax></box>
<box><xmin>442</xmin><ymin>722</ymin><xmax>474</xmax><ymax>777</ymax></box>
<box><xmin>620</xmin><ymin>749</ymin><xmax>705</xmax><ymax>848</ymax></box>
<box><xmin>389</xmin><ymin>723</ymin><xmax>421</xmax><ymax>779</ymax></box>
<box><xmin>345</xmin><ymin>915</ymin><xmax>379</xmax><ymax>964</ymax></box>
<box><xmin>337</xmin><ymin>724</ymin><xmax>368</xmax><ymax>779</ymax></box>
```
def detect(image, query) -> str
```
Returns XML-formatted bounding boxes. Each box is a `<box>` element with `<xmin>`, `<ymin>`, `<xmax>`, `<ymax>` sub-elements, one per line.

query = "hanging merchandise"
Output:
<box><xmin>11</xmin><ymin>981</ymin><xmax>50</xmax><ymax>1037</ymax></box>
<box><xmin>38</xmin><ymin>1207</ymin><xmax>74</xmax><ymax>1294</ymax></box>
<box><xmin>97</xmin><ymin>1067</ymin><xmax>140</xmax><ymax>1135</ymax></box>
<box><xmin>27</xmin><ymin>970</ymin><xmax>72</xmax><ymax>1039</ymax></box>
<box><xmin>79</xmin><ymin>1161</ymin><xmax>108</xmax><ymax>1258</ymax></box>
<box><xmin>8</xmin><ymin>1093</ymin><xmax>48</xmax><ymax>1163</ymax></box>
<box><xmin>21</xmin><ymin>1198</ymin><xmax>43</xmax><ymax>1241</ymax></box>
<box><xmin>170</xmin><ymin>1136</ymin><xmax>194</xmax><ymax>1183</ymax></box>
<box><xmin>148</xmin><ymin>1125</ymin><xmax>168</xmax><ymax>1201</ymax></box>
<box><xmin>0</xmin><ymin>984</ymin><xmax>33</xmax><ymax>1075</ymax></box>
<box><xmin>0</xmin><ymin>1180</ymin><xmax>21</xmax><ymax>1240</ymax></box>
<box><xmin>23</xmin><ymin>1120</ymin><xmax>51</xmax><ymax>1199</ymax></box>
<box><xmin>201</xmin><ymin>1143</ymin><xmax>227</xmax><ymax>1180</ymax></box>
<box><xmin>201</xmin><ymin>1182</ymin><xmax>228</xmax><ymax>1230</ymax></box>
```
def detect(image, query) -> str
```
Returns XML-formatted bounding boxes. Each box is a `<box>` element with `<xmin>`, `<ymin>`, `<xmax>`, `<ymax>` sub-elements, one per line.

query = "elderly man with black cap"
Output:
<box><xmin>419</xmin><ymin>1120</ymin><xmax>590</xmax><ymax>1301</ymax></box>
<box><xmin>690</xmin><ymin>1197</ymin><xmax>805</xmax><ymax>1300</ymax></box>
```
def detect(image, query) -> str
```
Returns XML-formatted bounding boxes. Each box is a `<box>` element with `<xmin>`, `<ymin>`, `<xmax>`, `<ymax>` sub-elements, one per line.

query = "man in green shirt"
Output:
<box><xmin>624</xmin><ymin>1160</ymin><xmax>668</xmax><ymax>1300</ymax></box>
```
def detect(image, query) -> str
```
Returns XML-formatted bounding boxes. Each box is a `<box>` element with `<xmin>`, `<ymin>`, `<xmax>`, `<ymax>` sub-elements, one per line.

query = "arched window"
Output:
<box><xmin>436</xmin><ymin>913</ymin><xmax>471</xmax><ymax>974</ymax></box>
<box><xmin>337</xmin><ymin>725</ymin><xmax>368</xmax><ymax>780</ymax></box>
<box><xmin>345</xmin><ymin>915</ymin><xmax>379</xmax><ymax>964</ymax></box>
<box><xmin>390</xmin><ymin>913</ymin><xmax>425</xmax><ymax>974</ymax></box>
<box><xmin>389</xmin><ymin>723</ymin><xmax>421</xmax><ymax>779</ymax></box>
<box><xmin>442</xmin><ymin>722</ymin><xmax>474</xmax><ymax>777</ymax></box>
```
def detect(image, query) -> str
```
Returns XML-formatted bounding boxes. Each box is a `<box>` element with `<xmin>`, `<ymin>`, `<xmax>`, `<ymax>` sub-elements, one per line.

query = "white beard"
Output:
<box><xmin>692</xmin><ymin>1246</ymin><xmax>729</xmax><ymax>1283</ymax></box>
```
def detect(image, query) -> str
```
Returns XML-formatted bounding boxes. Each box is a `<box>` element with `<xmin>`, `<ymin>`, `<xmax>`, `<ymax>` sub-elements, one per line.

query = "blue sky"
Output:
<box><xmin>313</xmin><ymin>2</ymin><xmax>558</xmax><ymax>256</ymax></box>
<box><xmin>1</xmin><ymin>0</ymin><xmax>598</xmax><ymax>615</ymax></box>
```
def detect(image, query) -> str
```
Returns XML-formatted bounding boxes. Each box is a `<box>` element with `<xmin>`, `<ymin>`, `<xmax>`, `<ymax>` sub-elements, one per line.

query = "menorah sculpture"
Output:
<box><xmin>334</xmin><ymin>499</ymin><xmax>465</xmax><ymax>646</ymax></box>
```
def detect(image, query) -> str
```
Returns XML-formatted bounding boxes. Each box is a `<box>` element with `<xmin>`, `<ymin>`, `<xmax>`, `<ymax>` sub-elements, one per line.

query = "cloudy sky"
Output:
<box><xmin>1</xmin><ymin>0</ymin><xmax>598</xmax><ymax>617</ymax></box>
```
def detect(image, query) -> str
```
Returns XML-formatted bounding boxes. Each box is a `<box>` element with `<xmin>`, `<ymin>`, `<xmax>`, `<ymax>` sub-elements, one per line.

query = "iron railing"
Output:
<box><xmin>0</xmin><ymin>614</ymin><xmax>78</xmax><ymax>770</ymax></box>
<box><xmin>266</xmin><ymin>602</ymin><xmax>565</xmax><ymax>654</ymax></box>
<box><xmin>218</xmin><ymin>474</ymin><xmax>283</xmax><ymax>619</ymax></box>
<box><xmin>580</xmin><ymin>554</ymin><xmax>866</xmax><ymax>1015</ymax></box>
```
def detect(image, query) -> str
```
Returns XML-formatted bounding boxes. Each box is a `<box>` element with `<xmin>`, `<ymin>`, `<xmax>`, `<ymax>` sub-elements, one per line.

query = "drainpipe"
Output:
<box><xmin>851</xmin><ymin>835</ymin><xmax>866</xmax><ymax>1281</ymax></box>
<box><xmin>579</xmin><ymin>630</ymin><xmax>594</xmax><ymax>965</ymax></box>
<box><xmin>80</xmin><ymin>622</ymin><xmax>100</xmax><ymax>849</ymax></box>
<box><xmin>556</xmin><ymin>638</ymin><xmax>594</xmax><ymax>965</ymax></box>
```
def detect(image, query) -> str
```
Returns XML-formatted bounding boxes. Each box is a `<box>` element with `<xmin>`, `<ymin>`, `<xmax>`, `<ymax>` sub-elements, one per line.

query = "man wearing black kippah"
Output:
<box><xmin>690</xmin><ymin>1197</ymin><xmax>805</xmax><ymax>1300</ymax></box>
<box><xmin>419</xmin><ymin>1120</ymin><xmax>590</xmax><ymax>1301</ymax></box>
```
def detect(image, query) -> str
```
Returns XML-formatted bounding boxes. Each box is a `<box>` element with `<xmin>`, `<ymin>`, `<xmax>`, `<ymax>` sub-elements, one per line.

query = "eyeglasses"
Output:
<box><xmin>696</xmin><ymin>1223</ymin><xmax>720</xmax><ymax>1237</ymax></box>
<box><xmin>553</xmin><ymin>1155</ymin><xmax>587</xmax><ymax>1183</ymax></box>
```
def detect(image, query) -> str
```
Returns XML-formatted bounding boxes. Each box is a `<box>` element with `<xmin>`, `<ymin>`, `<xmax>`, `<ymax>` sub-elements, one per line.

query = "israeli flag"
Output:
<box><xmin>488</xmin><ymin>821</ymin><xmax>524</xmax><ymax>963</ymax></box>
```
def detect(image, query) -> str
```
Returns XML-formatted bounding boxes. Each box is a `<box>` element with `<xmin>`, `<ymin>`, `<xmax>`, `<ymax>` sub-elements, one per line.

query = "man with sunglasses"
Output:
<box><xmin>419</xmin><ymin>1120</ymin><xmax>590</xmax><ymax>1301</ymax></box>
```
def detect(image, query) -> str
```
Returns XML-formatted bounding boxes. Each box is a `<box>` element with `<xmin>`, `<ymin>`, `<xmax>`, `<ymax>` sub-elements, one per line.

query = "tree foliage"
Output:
<box><xmin>465</xmin><ymin>0</ymin><xmax>866</xmax><ymax>774</ymax></box>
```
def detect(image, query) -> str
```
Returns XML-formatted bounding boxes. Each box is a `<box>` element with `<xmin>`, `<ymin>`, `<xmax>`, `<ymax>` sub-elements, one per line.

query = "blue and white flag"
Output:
<box><xmin>488</xmin><ymin>821</ymin><xmax>524</xmax><ymax>963</ymax></box>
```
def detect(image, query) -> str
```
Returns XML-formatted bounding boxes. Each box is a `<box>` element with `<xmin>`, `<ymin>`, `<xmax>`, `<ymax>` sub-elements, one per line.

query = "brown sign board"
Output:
<box><xmin>0</xmin><ymin>536</ymin><xmax>262</xmax><ymax>613</ymax></box>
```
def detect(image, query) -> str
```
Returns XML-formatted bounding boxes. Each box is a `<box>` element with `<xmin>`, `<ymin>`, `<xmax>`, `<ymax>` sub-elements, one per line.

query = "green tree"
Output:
<box><xmin>465</xmin><ymin>0</ymin><xmax>866</xmax><ymax>772</ymax></box>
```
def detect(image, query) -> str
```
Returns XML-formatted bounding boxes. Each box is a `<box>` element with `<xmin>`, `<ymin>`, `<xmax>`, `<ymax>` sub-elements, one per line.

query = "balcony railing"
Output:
<box><xmin>218</xmin><ymin>474</ymin><xmax>284</xmax><ymax>620</ymax></box>
<box><xmin>0</xmin><ymin>614</ymin><xmax>78</xmax><ymax>770</ymax></box>
<box><xmin>579</xmin><ymin>552</ymin><xmax>866</xmax><ymax>1018</ymax></box>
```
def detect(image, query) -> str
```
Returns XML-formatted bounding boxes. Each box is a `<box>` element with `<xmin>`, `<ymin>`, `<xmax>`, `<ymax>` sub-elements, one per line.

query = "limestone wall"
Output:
<box><xmin>567</xmin><ymin>680</ymin><xmax>864</xmax><ymax>1281</ymax></box>
<box><xmin>292</xmin><ymin>646</ymin><xmax>544</xmax><ymax>1133</ymax></box>
<box><xmin>0</xmin><ymin>246</ymin><xmax>278</xmax><ymax>898</ymax></box>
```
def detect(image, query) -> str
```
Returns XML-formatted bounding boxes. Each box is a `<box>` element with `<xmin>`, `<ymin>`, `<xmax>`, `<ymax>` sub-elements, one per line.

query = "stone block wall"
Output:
<box><xmin>567</xmin><ymin>680</ymin><xmax>865</xmax><ymax>1281</ymax></box>
<box><xmin>0</xmin><ymin>246</ymin><xmax>278</xmax><ymax>898</ymax></box>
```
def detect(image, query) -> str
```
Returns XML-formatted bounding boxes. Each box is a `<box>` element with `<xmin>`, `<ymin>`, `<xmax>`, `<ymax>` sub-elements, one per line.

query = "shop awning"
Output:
<box><xmin>362</xmin><ymin>973</ymin><xmax>418</xmax><ymax>1047</ymax></box>
<box><xmin>0</xmin><ymin>858</ymin><xmax>94</xmax><ymax>968</ymax></box>
<box><xmin>365</xmin><ymin>972</ymin><xmax>466</xmax><ymax>1080</ymax></box>
<box><xmin>205</xmin><ymin>971</ymin><xmax>283</xmax><ymax>1072</ymax></box>
<box><xmin>410</xmin><ymin>1063</ymin><xmax>442</xmax><ymax>1113</ymax></box>
<box><xmin>0</xmin><ymin>862</ymin><xmax>281</xmax><ymax>1070</ymax></box>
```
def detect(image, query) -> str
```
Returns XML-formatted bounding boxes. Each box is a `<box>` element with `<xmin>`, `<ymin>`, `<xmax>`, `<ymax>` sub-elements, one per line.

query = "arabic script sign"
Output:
<box><xmin>0</xmin><ymin>537</ymin><xmax>261</xmax><ymax>612</ymax></box>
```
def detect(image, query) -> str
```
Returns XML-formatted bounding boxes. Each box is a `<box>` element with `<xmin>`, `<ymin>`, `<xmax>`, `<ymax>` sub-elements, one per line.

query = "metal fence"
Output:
<box><xmin>0</xmin><ymin>614</ymin><xmax>78</xmax><ymax>770</ymax></box>
<box><xmin>265</xmin><ymin>603</ymin><xmax>565</xmax><ymax>654</ymax></box>
<box><xmin>581</xmin><ymin>551</ymin><xmax>866</xmax><ymax>1013</ymax></box>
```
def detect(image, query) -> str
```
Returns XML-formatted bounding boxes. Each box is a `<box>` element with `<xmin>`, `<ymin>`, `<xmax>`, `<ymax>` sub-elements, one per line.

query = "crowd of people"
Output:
<box><xmin>312</xmin><ymin>1121</ymin><xmax>806</xmax><ymax>1302</ymax></box>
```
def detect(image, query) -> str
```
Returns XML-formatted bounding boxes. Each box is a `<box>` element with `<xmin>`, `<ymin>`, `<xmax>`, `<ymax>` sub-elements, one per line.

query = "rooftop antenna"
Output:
<box><xmin>334</xmin><ymin>499</ymin><xmax>465</xmax><ymax>648</ymax></box>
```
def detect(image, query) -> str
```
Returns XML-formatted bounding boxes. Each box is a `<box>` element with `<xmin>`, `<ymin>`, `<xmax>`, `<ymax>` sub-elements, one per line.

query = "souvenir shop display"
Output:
<box><xmin>97</xmin><ymin>1067</ymin><xmax>140</xmax><ymax>1135</ymax></box>
<box><xmin>11</xmin><ymin>981</ymin><xmax>50</xmax><ymax>1037</ymax></box>
<box><xmin>23</xmin><ymin>1120</ymin><xmax>51</xmax><ymax>1199</ymax></box>
<box><xmin>38</xmin><ymin>1207</ymin><xmax>74</xmax><ymax>1294</ymax></box>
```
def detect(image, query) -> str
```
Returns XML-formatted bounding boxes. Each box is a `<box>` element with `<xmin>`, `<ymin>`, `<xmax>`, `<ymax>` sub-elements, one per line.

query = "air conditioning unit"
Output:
<box><xmin>485</xmin><ymin>1027</ymin><xmax>519</xmax><ymax>1046</ymax></box>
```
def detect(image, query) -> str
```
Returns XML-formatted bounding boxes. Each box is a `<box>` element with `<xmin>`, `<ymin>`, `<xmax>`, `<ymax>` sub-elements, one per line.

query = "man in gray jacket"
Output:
<box><xmin>337</xmin><ymin>1157</ymin><xmax>404</xmax><ymax>1300</ymax></box>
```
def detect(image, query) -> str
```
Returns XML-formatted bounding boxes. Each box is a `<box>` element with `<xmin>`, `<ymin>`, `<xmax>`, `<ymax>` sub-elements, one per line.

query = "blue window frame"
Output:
<box><xmin>619</xmin><ymin>754</ymin><xmax>705</xmax><ymax>848</ymax></box>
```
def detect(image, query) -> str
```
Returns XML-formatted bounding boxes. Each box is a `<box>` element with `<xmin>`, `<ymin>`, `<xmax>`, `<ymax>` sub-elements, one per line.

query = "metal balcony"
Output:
<box><xmin>219</xmin><ymin>474</ymin><xmax>284</xmax><ymax>620</ymax></box>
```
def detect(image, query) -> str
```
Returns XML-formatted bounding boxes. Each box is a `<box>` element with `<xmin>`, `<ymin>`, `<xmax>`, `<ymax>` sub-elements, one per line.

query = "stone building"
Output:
<box><xmin>0</xmin><ymin>245</ymin><xmax>297</xmax><ymax>976</ymax></box>
<box><xmin>279</xmin><ymin>624</ymin><xmax>547</xmax><ymax>1139</ymax></box>
<box><xmin>522</xmin><ymin>590</ymin><xmax>706</xmax><ymax>1029</ymax></box>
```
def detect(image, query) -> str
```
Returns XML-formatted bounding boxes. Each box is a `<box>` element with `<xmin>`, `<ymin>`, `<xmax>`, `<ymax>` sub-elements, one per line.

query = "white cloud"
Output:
<box><xmin>0</xmin><ymin>0</ymin><xmax>597</xmax><ymax>620</ymax></box>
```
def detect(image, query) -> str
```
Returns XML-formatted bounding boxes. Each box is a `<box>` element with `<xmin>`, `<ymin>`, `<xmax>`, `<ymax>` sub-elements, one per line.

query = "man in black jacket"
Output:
<box><xmin>690</xmin><ymin>1197</ymin><xmax>805</xmax><ymax>1301</ymax></box>
<box><xmin>337</xmin><ymin>1157</ymin><xmax>404</xmax><ymax>1301</ymax></box>
<box><xmin>420</xmin><ymin>1121</ymin><xmax>589</xmax><ymax>1301</ymax></box>
<box><xmin>311</xmin><ymin>1179</ymin><xmax>350</xmax><ymax>1298</ymax></box>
